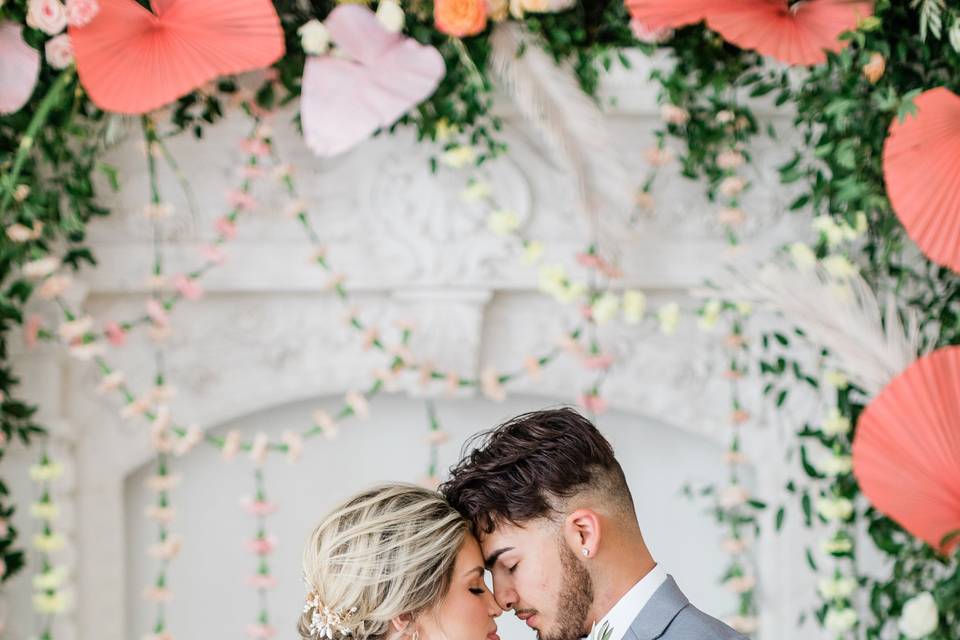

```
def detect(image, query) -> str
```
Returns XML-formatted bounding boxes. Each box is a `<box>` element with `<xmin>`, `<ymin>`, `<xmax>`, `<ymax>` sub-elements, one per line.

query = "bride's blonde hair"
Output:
<box><xmin>299</xmin><ymin>484</ymin><xmax>469</xmax><ymax>640</ymax></box>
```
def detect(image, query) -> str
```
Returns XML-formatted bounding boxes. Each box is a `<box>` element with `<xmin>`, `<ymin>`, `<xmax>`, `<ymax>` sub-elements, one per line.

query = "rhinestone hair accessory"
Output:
<box><xmin>305</xmin><ymin>592</ymin><xmax>360</xmax><ymax>639</ymax></box>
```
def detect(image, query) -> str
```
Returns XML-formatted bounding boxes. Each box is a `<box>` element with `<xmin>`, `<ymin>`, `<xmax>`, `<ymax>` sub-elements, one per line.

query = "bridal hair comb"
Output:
<box><xmin>304</xmin><ymin>592</ymin><xmax>360</xmax><ymax>639</ymax></box>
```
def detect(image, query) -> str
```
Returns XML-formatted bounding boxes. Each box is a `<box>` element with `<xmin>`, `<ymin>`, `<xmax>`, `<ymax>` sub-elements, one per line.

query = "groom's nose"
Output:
<box><xmin>492</xmin><ymin>581</ymin><xmax>517</xmax><ymax>611</ymax></box>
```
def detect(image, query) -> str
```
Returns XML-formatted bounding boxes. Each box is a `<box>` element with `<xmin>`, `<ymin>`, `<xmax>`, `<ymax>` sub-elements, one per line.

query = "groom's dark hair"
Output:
<box><xmin>440</xmin><ymin>407</ymin><xmax>635</xmax><ymax>535</ymax></box>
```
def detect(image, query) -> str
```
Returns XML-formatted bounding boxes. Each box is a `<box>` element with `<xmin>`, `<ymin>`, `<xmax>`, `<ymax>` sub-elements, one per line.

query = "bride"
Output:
<box><xmin>300</xmin><ymin>484</ymin><xmax>503</xmax><ymax>640</ymax></box>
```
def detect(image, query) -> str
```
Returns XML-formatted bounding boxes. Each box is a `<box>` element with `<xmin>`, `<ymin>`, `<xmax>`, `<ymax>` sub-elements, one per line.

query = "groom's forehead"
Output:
<box><xmin>479</xmin><ymin>520</ymin><xmax>543</xmax><ymax>562</ymax></box>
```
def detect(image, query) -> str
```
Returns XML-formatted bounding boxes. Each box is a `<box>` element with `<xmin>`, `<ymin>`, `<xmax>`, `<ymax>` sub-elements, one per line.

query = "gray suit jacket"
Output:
<box><xmin>624</xmin><ymin>576</ymin><xmax>747</xmax><ymax>640</ymax></box>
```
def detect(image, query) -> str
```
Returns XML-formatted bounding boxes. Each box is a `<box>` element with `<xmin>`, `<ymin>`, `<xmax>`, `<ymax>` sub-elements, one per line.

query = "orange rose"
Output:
<box><xmin>434</xmin><ymin>0</ymin><xmax>488</xmax><ymax>37</ymax></box>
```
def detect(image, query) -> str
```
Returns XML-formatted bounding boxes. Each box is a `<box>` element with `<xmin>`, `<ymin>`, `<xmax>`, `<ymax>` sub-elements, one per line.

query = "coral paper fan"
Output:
<box><xmin>69</xmin><ymin>0</ymin><xmax>284</xmax><ymax>114</ymax></box>
<box><xmin>0</xmin><ymin>23</ymin><xmax>40</xmax><ymax>115</ymax></box>
<box><xmin>623</xmin><ymin>0</ymin><xmax>708</xmax><ymax>30</ymax></box>
<box><xmin>705</xmin><ymin>0</ymin><xmax>873</xmax><ymax>66</ymax></box>
<box><xmin>853</xmin><ymin>346</ymin><xmax>960</xmax><ymax>554</ymax></box>
<box><xmin>883</xmin><ymin>87</ymin><xmax>960</xmax><ymax>273</ymax></box>
<box><xmin>301</xmin><ymin>5</ymin><xmax>445</xmax><ymax>157</ymax></box>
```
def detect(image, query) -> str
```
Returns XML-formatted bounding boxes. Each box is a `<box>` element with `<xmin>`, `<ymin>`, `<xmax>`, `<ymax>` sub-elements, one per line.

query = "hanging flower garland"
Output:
<box><xmin>243</xmin><ymin>468</ymin><xmax>278</xmax><ymax>639</ymax></box>
<box><xmin>29</xmin><ymin>446</ymin><xmax>69</xmax><ymax>639</ymax></box>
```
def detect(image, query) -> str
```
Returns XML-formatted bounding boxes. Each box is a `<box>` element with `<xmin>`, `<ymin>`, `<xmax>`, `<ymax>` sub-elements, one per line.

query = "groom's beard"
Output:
<box><xmin>539</xmin><ymin>543</ymin><xmax>593</xmax><ymax>640</ymax></box>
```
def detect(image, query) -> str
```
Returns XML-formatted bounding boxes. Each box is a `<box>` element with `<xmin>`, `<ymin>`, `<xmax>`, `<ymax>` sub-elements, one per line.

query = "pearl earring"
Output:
<box><xmin>582</xmin><ymin>547</ymin><xmax>589</xmax><ymax>557</ymax></box>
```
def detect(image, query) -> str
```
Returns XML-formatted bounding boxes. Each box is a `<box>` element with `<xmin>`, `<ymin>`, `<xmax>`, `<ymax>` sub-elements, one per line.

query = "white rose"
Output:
<box><xmin>719</xmin><ymin>484</ymin><xmax>750</xmax><ymax>509</ymax></box>
<box><xmin>487</xmin><ymin>210</ymin><xmax>520</xmax><ymax>236</ymax></box>
<box><xmin>816</xmin><ymin>454</ymin><xmax>853</xmax><ymax>477</ymax></box>
<box><xmin>824</xmin><ymin>370</ymin><xmax>849</xmax><ymax>389</ymax></box>
<box><xmin>697</xmin><ymin>299</ymin><xmax>722</xmax><ymax>331</ymax></box>
<box><xmin>812</xmin><ymin>215</ymin><xmax>845</xmax><ymax>246</ymax></box>
<box><xmin>898</xmin><ymin>592</ymin><xmax>939</xmax><ymax>640</ymax></box>
<box><xmin>522</xmin><ymin>241</ymin><xmax>544</xmax><ymax>265</ymax></box>
<box><xmin>44</xmin><ymin>33</ymin><xmax>73</xmax><ymax>69</ymax></box>
<box><xmin>591</xmin><ymin>293</ymin><xmax>619</xmax><ymax>325</ymax></box>
<box><xmin>375</xmin><ymin>0</ymin><xmax>404</xmax><ymax>33</ymax></box>
<box><xmin>441</xmin><ymin>145</ymin><xmax>475</xmax><ymax>169</ymax></box>
<box><xmin>822</xmin><ymin>255</ymin><xmax>857</xmax><ymax>279</ymax></box>
<box><xmin>818</xmin><ymin>576</ymin><xmax>857</xmax><ymax>600</ymax></box>
<box><xmin>27</xmin><ymin>0</ymin><xmax>67</xmax><ymax>35</ymax></box>
<box><xmin>816</xmin><ymin>496</ymin><xmax>854</xmax><ymax>522</ymax></box>
<box><xmin>821</xmin><ymin>407</ymin><xmax>851</xmax><ymax>436</ymax></box>
<box><xmin>657</xmin><ymin>302</ymin><xmax>681</xmax><ymax>335</ymax></box>
<box><xmin>825</xmin><ymin>607</ymin><xmax>858</xmax><ymax>632</ymax></box>
<box><xmin>23</xmin><ymin>256</ymin><xmax>60</xmax><ymax>279</ymax></box>
<box><xmin>298</xmin><ymin>19</ymin><xmax>330</xmax><ymax>55</ymax></box>
<box><xmin>622</xmin><ymin>290</ymin><xmax>646</xmax><ymax>324</ymax></box>
<box><xmin>821</xmin><ymin>535</ymin><xmax>853</xmax><ymax>555</ymax></box>
<box><xmin>461</xmin><ymin>180</ymin><xmax>491</xmax><ymax>203</ymax></box>
<box><xmin>521</xmin><ymin>0</ymin><xmax>575</xmax><ymax>12</ymax></box>
<box><xmin>789</xmin><ymin>242</ymin><xmax>817</xmax><ymax>270</ymax></box>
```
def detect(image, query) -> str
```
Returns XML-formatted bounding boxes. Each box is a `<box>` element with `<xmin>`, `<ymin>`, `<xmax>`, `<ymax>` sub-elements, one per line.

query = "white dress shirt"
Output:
<box><xmin>595</xmin><ymin>564</ymin><xmax>668</xmax><ymax>640</ymax></box>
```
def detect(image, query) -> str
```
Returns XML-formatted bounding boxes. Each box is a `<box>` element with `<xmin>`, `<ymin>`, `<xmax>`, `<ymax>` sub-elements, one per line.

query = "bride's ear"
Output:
<box><xmin>390</xmin><ymin>613</ymin><xmax>413</xmax><ymax>636</ymax></box>
<box><xmin>563</xmin><ymin>508</ymin><xmax>601</xmax><ymax>559</ymax></box>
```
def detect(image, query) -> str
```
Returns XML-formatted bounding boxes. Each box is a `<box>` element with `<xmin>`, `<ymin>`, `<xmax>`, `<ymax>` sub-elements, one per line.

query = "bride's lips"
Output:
<box><xmin>487</xmin><ymin>631</ymin><xmax>500</xmax><ymax>640</ymax></box>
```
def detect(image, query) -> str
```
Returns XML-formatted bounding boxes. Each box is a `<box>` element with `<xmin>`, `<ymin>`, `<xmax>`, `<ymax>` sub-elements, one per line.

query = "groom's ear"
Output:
<box><xmin>563</xmin><ymin>509</ymin><xmax>601</xmax><ymax>559</ymax></box>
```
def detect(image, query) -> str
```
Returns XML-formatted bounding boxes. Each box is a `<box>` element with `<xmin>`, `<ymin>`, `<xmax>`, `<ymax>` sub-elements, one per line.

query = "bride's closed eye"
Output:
<box><xmin>469</xmin><ymin>587</ymin><xmax>485</xmax><ymax>595</ymax></box>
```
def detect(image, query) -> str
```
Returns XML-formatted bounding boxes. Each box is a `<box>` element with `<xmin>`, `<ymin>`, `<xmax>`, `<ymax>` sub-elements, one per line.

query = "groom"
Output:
<box><xmin>440</xmin><ymin>407</ymin><xmax>746</xmax><ymax>640</ymax></box>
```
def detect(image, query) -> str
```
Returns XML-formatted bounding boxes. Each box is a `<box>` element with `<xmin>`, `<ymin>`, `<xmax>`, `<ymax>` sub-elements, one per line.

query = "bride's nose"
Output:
<box><xmin>484</xmin><ymin>589</ymin><xmax>503</xmax><ymax>617</ymax></box>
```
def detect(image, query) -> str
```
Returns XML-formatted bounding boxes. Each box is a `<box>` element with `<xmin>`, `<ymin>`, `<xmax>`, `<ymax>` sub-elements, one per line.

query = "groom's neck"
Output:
<box><xmin>589</xmin><ymin>535</ymin><xmax>657</xmax><ymax>625</ymax></box>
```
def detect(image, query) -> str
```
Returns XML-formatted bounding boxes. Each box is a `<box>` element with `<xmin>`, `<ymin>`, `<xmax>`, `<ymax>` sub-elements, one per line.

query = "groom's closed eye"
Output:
<box><xmin>484</xmin><ymin>547</ymin><xmax>514</xmax><ymax>570</ymax></box>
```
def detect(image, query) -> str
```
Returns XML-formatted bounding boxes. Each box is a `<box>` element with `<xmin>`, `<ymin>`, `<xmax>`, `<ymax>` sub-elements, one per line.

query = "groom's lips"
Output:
<box><xmin>516</xmin><ymin>612</ymin><xmax>538</xmax><ymax>629</ymax></box>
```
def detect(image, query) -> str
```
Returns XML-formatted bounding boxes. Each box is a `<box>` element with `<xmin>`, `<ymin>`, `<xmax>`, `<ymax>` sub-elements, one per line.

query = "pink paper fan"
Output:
<box><xmin>705</xmin><ymin>0</ymin><xmax>873</xmax><ymax>66</ymax></box>
<box><xmin>883</xmin><ymin>87</ymin><xmax>960</xmax><ymax>273</ymax></box>
<box><xmin>69</xmin><ymin>0</ymin><xmax>285</xmax><ymax>114</ymax></box>
<box><xmin>853</xmin><ymin>346</ymin><xmax>960</xmax><ymax>554</ymax></box>
<box><xmin>0</xmin><ymin>23</ymin><xmax>41</xmax><ymax>115</ymax></box>
<box><xmin>623</xmin><ymin>0</ymin><xmax>707</xmax><ymax>29</ymax></box>
<box><xmin>300</xmin><ymin>4</ymin><xmax>445</xmax><ymax>157</ymax></box>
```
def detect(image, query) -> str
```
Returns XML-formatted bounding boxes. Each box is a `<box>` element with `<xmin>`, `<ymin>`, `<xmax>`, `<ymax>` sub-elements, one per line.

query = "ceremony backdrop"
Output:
<box><xmin>0</xmin><ymin>2</ymin><xmax>958</xmax><ymax>640</ymax></box>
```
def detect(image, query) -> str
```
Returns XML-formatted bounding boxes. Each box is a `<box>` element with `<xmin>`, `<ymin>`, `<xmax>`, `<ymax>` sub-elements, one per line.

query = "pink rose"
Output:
<box><xmin>24</xmin><ymin>315</ymin><xmax>43</xmax><ymax>348</ymax></box>
<box><xmin>146</xmin><ymin>299</ymin><xmax>169</xmax><ymax>327</ymax></box>
<box><xmin>215</xmin><ymin>216</ymin><xmax>238</xmax><ymax>240</ymax></box>
<box><xmin>226</xmin><ymin>189</ymin><xmax>257</xmax><ymax>211</ymax></box>
<box><xmin>65</xmin><ymin>0</ymin><xmax>99</xmax><ymax>26</ymax></box>
<box><xmin>104</xmin><ymin>321</ymin><xmax>127</xmax><ymax>346</ymax></box>
<box><xmin>246</xmin><ymin>574</ymin><xmax>278</xmax><ymax>589</ymax></box>
<box><xmin>199</xmin><ymin>244</ymin><xmax>226</xmax><ymax>265</ymax></box>
<box><xmin>172</xmin><ymin>274</ymin><xmax>204</xmax><ymax>300</ymax></box>
<box><xmin>242</xmin><ymin>498</ymin><xmax>278</xmax><ymax>517</ymax></box>
<box><xmin>578</xmin><ymin>392</ymin><xmax>607</xmax><ymax>415</ymax></box>
<box><xmin>239</xmin><ymin>138</ymin><xmax>270</xmax><ymax>157</ymax></box>
<box><xmin>245</xmin><ymin>535</ymin><xmax>277</xmax><ymax>555</ymax></box>
<box><xmin>27</xmin><ymin>0</ymin><xmax>67</xmax><ymax>35</ymax></box>
<box><xmin>580</xmin><ymin>353</ymin><xmax>615</xmax><ymax>371</ymax></box>
<box><xmin>630</xmin><ymin>18</ymin><xmax>673</xmax><ymax>44</ymax></box>
<box><xmin>246</xmin><ymin>624</ymin><xmax>276</xmax><ymax>639</ymax></box>
<box><xmin>44</xmin><ymin>33</ymin><xmax>73</xmax><ymax>69</ymax></box>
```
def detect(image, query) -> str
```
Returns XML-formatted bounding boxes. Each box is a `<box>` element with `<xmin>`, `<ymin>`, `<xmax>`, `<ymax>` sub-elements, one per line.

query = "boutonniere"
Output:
<box><xmin>587</xmin><ymin>620</ymin><xmax>613</xmax><ymax>640</ymax></box>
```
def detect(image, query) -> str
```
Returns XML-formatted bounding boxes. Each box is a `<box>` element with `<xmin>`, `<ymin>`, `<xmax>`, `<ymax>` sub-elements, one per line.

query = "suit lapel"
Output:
<box><xmin>626</xmin><ymin>576</ymin><xmax>689</xmax><ymax>640</ymax></box>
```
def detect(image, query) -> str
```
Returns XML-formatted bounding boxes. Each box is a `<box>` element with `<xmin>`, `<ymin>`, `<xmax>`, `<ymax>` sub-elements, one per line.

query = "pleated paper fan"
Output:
<box><xmin>301</xmin><ymin>5</ymin><xmax>445</xmax><ymax>157</ymax></box>
<box><xmin>705</xmin><ymin>0</ymin><xmax>873</xmax><ymax>66</ymax></box>
<box><xmin>69</xmin><ymin>0</ymin><xmax>284</xmax><ymax>114</ymax></box>
<box><xmin>0</xmin><ymin>22</ymin><xmax>40</xmax><ymax>115</ymax></box>
<box><xmin>853</xmin><ymin>346</ymin><xmax>960</xmax><ymax>554</ymax></box>
<box><xmin>623</xmin><ymin>0</ymin><xmax>708</xmax><ymax>29</ymax></box>
<box><xmin>882</xmin><ymin>87</ymin><xmax>960</xmax><ymax>273</ymax></box>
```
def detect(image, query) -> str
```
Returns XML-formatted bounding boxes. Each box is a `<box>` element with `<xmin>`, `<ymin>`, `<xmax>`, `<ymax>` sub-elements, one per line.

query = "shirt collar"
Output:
<box><xmin>595</xmin><ymin>564</ymin><xmax>667</xmax><ymax>640</ymax></box>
